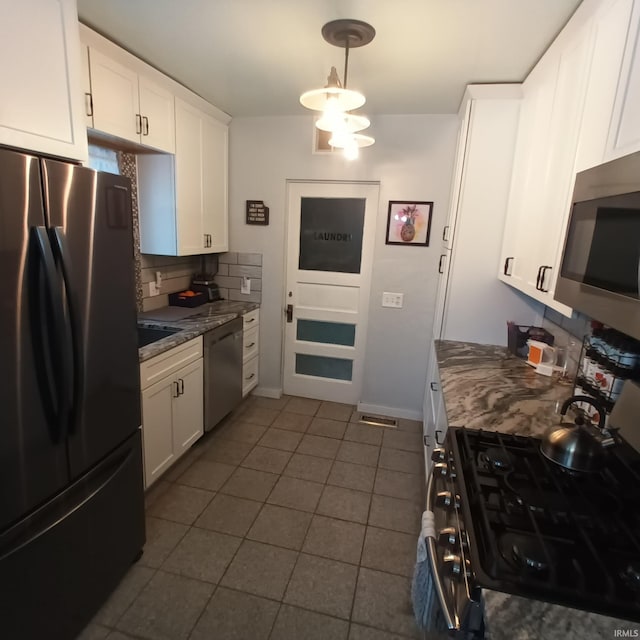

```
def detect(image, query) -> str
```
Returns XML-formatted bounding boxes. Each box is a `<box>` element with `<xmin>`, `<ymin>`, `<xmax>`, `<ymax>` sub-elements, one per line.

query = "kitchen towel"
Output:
<box><xmin>411</xmin><ymin>510</ymin><xmax>447</xmax><ymax>632</ymax></box>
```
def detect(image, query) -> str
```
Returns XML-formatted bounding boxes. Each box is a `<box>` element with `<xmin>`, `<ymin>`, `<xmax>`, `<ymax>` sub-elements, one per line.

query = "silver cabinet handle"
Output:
<box><xmin>84</xmin><ymin>92</ymin><xmax>93</xmax><ymax>117</ymax></box>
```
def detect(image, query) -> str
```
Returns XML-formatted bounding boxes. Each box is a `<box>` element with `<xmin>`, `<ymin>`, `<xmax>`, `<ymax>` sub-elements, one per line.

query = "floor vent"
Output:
<box><xmin>358</xmin><ymin>414</ymin><xmax>398</xmax><ymax>428</ymax></box>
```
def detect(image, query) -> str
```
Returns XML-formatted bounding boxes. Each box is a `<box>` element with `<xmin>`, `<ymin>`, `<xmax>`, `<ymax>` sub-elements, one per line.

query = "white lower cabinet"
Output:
<box><xmin>140</xmin><ymin>337</ymin><xmax>204</xmax><ymax>488</ymax></box>
<box><xmin>423</xmin><ymin>341</ymin><xmax>448</xmax><ymax>476</ymax></box>
<box><xmin>242</xmin><ymin>310</ymin><xmax>260</xmax><ymax>397</ymax></box>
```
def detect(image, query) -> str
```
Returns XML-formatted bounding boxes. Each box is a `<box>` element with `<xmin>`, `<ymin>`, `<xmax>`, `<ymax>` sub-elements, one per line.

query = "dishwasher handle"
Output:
<box><xmin>209</xmin><ymin>329</ymin><xmax>242</xmax><ymax>345</ymax></box>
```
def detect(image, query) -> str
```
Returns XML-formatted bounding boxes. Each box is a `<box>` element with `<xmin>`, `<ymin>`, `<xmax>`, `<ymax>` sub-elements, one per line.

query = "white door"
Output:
<box><xmin>283</xmin><ymin>181</ymin><xmax>379</xmax><ymax>404</ymax></box>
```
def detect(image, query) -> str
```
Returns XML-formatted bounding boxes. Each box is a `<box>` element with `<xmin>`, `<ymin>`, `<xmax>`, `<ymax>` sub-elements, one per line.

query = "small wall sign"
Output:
<box><xmin>246</xmin><ymin>200</ymin><xmax>269</xmax><ymax>225</ymax></box>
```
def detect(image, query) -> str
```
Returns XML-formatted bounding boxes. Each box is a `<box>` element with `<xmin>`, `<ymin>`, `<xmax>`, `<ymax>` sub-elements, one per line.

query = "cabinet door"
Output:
<box><xmin>0</xmin><ymin>0</ymin><xmax>87</xmax><ymax>161</ymax></box>
<box><xmin>432</xmin><ymin>250</ymin><xmax>450</xmax><ymax>340</ymax></box>
<box><xmin>606</xmin><ymin>1</ymin><xmax>640</xmax><ymax>159</ymax></box>
<box><xmin>202</xmin><ymin>113</ymin><xmax>229</xmax><ymax>253</ymax></box>
<box><xmin>442</xmin><ymin>100</ymin><xmax>472</xmax><ymax>251</ymax></box>
<box><xmin>141</xmin><ymin>376</ymin><xmax>176</xmax><ymax>488</ymax></box>
<box><xmin>577</xmin><ymin>0</ymin><xmax>634</xmax><ymax>170</ymax></box>
<box><xmin>535</xmin><ymin>28</ymin><xmax>591</xmax><ymax>304</ymax></box>
<box><xmin>423</xmin><ymin>342</ymin><xmax>438</xmax><ymax>475</ymax></box>
<box><xmin>172</xmin><ymin>359</ymin><xmax>204</xmax><ymax>456</ymax></box>
<box><xmin>89</xmin><ymin>47</ymin><xmax>140</xmax><ymax>144</ymax></box>
<box><xmin>138</xmin><ymin>75</ymin><xmax>175</xmax><ymax>153</ymax></box>
<box><xmin>80</xmin><ymin>45</ymin><xmax>94</xmax><ymax>129</ymax></box>
<box><xmin>175</xmin><ymin>98</ymin><xmax>207</xmax><ymax>255</ymax></box>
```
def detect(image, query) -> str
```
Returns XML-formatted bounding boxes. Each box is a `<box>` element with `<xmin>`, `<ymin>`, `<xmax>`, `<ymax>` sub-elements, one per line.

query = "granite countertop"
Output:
<box><xmin>138</xmin><ymin>301</ymin><xmax>259</xmax><ymax>363</ymax></box>
<box><xmin>434</xmin><ymin>339</ymin><xmax>640</xmax><ymax>639</ymax></box>
<box><xmin>435</xmin><ymin>339</ymin><xmax>572</xmax><ymax>437</ymax></box>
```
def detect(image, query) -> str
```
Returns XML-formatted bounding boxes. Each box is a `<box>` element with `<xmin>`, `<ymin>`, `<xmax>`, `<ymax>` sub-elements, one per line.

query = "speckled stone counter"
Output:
<box><xmin>138</xmin><ymin>301</ymin><xmax>258</xmax><ymax>363</ymax></box>
<box><xmin>434</xmin><ymin>340</ymin><xmax>640</xmax><ymax>639</ymax></box>
<box><xmin>435</xmin><ymin>339</ymin><xmax>571</xmax><ymax>436</ymax></box>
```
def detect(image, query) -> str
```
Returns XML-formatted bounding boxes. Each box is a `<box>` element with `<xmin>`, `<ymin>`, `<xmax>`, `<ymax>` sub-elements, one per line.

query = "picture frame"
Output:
<box><xmin>385</xmin><ymin>201</ymin><xmax>433</xmax><ymax>246</ymax></box>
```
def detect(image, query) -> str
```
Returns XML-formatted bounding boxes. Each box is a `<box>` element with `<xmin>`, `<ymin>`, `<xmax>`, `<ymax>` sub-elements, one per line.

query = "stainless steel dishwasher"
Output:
<box><xmin>204</xmin><ymin>318</ymin><xmax>243</xmax><ymax>431</ymax></box>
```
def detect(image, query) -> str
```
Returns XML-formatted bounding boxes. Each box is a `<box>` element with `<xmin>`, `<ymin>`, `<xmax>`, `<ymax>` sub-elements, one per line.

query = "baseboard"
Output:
<box><xmin>252</xmin><ymin>386</ymin><xmax>283</xmax><ymax>399</ymax></box>
<box><xmin>356</xmin><ymin>402</ymin><xmax>422</xmax><ymax>422</ymax></box>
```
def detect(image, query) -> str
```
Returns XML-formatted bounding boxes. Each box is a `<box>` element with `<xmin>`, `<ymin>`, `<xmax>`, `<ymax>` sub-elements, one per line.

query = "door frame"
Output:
<box><xmin>281</xmin><ymin>179</ymin><xmax>380</xmax><ymax>403</ymax></box>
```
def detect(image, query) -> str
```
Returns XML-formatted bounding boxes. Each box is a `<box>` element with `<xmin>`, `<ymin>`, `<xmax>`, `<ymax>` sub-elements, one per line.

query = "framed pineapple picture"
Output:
<box><xmin>385</xmin><ymin>201</ymin><xmax>433</xmax><ymax>246</ymax></box>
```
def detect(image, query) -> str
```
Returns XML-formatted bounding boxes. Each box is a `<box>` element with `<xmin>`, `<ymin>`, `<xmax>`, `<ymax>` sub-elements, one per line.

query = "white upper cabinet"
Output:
<box><xmin>498</xmin><ymin>1</ymin><xmax>622</xmax><ymax>316</ymax></box>
<box><xmin>435</xmin><ymin>85</ymin><xmax>542</xmax><ymax>346</ymax></box>
<box><xmin>0</xmin><ymin>0</ymin><xmax>87</xmax><ymax>161</ymax></box>
<box><xmin>500</xmin><ymin>0</ymin><xmax>638</xmax><ymax>315</ymax></box>
<box><xmin>86</xmin><ymin>46</ymin><xmax>175</xmax><ymax>153</ymax></box>
<box><xmin>577</xmin><ymin>0</ymin><xmax>635</xmax><ymax>170</ymax></box>
<box><xmin>606</xmin><ymin>0</ymin><xmax>640</xmax><ymax>160</ymax></box>
<box><xmin>137</xmin><ymin>97</ymin><xmax>229</xmax><ymax>256</ymax></box>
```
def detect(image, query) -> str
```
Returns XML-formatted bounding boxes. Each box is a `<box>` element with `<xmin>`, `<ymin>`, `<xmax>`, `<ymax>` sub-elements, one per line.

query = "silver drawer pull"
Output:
<box><xmin>245</xmin><ymin>373</ymin><xmax>256</xmax><ymax>381</ymax></box>
<box><xmin>245</xmin><ymin>342</ymin><xmax>256</xmax><ymax>349</ymax></box>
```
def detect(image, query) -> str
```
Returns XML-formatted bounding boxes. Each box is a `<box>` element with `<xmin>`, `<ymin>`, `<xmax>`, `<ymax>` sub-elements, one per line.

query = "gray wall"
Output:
<box><xmin>228</xmin><ymin>114</ymin><xmax>458</xmax><ymax>418</ymax></box>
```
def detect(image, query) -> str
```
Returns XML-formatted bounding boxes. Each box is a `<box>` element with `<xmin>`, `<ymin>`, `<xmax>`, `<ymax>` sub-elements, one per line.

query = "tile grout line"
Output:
<box><xmin>138</xmin><ymin>398</ymin><xmax>422</xmax><ymax>639</ymax></box>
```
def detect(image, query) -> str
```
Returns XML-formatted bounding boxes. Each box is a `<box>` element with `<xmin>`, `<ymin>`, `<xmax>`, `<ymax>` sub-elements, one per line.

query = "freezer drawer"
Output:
<box><xmin>0</xmin><ymin>431</ymin><xmax>145</xmax><ymax>640</ymax></box>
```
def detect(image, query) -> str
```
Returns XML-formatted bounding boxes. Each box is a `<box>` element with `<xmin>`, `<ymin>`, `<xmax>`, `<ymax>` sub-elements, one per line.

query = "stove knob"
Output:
<box><xmin>431</xmin><ymin>447</ymin><xmax>446</xmax><ymax>462</ymax></box>
<box><xmin>433</xmin><ymin>462</ymin><xmax>457</xmax><ymax>479</ymax></box>
<box><xmin>443</xmin><ymin>553</ymin><xmax>463</xmax><ymax>578</ymax></box>
<box><xmin>438</xmin><ymin>527</ymin><xmax>458</xmax><ymax>548</ymax></box>
<box><xmin>443</xmin><ymin>554</ymin><xmax>472</xmax><ymax>581</ymax></box>
<box><xmin>434</xmin><ymin>491</ymin><xmax>460</xmax><ymax>510</ymax></box>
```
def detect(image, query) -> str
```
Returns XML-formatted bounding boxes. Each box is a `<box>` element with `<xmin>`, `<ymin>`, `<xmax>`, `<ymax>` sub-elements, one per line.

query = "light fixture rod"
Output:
<box><xmin>343</xmin><ymin>40</ymin><xmax>350</xmax><ymax>89</ymax></box>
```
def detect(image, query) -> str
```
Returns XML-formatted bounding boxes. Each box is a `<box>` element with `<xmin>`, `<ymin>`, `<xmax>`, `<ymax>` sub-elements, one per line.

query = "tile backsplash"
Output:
<box><xmin>140</xmin><ymin>254</ymin><xmax>201</xmax><ymax>312</ymax></box>
<box><xmin>216</xmin><ymin>252</ymin><xmax>262</xmax><ymax>303</ymax></box>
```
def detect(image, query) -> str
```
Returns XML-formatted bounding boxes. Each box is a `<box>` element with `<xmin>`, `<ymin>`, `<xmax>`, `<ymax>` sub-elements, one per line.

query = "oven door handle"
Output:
<box><xmin>425</xmin><ymin>469</ymin><xmax>460</xmax><ymax>631</ymax></box>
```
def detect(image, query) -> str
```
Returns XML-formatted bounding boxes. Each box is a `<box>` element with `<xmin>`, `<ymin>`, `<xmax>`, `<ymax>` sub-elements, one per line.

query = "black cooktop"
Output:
<box><xmin>450</xmin><ymin>427</ymin><xmax>640</xmax><ymax>622</ymax></box>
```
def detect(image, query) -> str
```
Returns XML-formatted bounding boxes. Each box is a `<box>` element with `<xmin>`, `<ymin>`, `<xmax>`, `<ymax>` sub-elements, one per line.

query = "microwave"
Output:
<box><xmin>555</xmin><ymin>150</ymin><xmax>640</xmax><ymax>341</ymax></box>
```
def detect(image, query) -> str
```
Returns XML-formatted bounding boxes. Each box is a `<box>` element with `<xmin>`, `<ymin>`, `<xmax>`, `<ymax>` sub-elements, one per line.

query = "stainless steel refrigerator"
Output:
<box><xmin>0</xmin><ymin>148</ymin><xmax>145</xmax><ymax>639</ymax></box>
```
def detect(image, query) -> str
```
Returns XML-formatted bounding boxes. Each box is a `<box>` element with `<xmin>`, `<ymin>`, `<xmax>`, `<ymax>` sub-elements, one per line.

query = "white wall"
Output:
<box><xmin>228</xmin><ymin>114</ymin><xmax>458</xmax><ymax>417</ymax></box>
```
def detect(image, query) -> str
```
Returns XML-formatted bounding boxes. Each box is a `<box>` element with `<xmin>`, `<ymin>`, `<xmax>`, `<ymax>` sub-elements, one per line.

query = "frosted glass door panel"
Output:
<box><xmin>296</xmin><ymin>320</ymin><xmax>356</xmax><ymax>346</ymax></box>
<box><xmin>298</xmin><ymin>197</ymin><xmax>365</xmax><ymax>273</ymax></box>
<box><xmin>295</xmin><ymin>354</ymin><xmax>353</xmax><ymax>381</ymax></box>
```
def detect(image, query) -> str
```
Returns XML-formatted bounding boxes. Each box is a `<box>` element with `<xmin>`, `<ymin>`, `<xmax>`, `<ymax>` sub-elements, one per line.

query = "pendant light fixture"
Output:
<box><xmin>300</xmin><ymin>19</ymin><xmax>376</xmax><ymax>159</ymax></box>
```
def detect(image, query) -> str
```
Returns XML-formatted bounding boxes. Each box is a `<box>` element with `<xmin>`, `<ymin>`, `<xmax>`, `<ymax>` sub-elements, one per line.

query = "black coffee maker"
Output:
<box><xmin>192</xmin><ymin>255</ymin><xmax>222</xmax><ymax>302</ymax></box>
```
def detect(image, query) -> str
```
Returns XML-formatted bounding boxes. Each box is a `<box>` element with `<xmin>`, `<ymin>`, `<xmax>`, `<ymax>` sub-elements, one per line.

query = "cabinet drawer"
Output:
<box><xmin>242</xmin><ymin>356</ymin><xmax>259</xmax><ymax>397</ymax></box>
<box><xmin>243</xmin><ymin>326</ymin><xmax>259</xmax><ymax>363</ymax></box>
<box><xmin>243</xmin><ymin>309</ymin><xmax>259</xmax><ymax>330</ymax></box>
<box><xmin>140</xmin><ymin>336</ymin><xmax>203</xmax><ymax>390</ymax></box>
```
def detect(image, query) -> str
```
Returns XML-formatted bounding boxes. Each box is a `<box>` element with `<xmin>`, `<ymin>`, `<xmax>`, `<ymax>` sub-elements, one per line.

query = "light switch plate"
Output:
<box><xmin>382</xmin><ymin>292</ymin><xmax>403</xmax><ymax>308</ymax></box>
<box><xmin>241</xmin><ymin>277</ymin><xmax>251</xmax><ymax>294</ymax></box>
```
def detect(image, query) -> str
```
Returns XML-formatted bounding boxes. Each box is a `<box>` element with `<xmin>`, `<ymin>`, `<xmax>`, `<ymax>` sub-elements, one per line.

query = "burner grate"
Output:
<box><xmin>451</xmin><ymin>427</ymin><xmax>640</xmax><ymax>622</ymax></box>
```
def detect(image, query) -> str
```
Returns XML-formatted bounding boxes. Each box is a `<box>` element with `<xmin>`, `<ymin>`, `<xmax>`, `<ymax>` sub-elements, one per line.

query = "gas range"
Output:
<box><xmin>432</xmin><ymin>427</ymin><xmax>640</xmax><ymax>628</ymax></box>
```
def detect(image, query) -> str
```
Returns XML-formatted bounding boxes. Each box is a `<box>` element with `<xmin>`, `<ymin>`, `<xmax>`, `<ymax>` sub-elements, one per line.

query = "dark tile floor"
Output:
<box><xmin>78</xmin><ymin>395</ymin><xmax>425</xmax><ymax>640</ymax></box>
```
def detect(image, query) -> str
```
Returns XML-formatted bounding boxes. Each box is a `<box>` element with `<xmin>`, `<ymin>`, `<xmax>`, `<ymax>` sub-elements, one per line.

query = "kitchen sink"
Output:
<box><xmin>137</xmin><ymin>326</ymin><xmax>182</xmax><ymax>348</ymax></box>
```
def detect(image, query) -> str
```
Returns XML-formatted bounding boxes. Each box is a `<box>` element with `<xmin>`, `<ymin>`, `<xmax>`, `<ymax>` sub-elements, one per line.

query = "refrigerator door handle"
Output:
<box><xmin>30</xmin><ymin>227</ymin><xmax>68</xmax><ymax>441</ymax></box>
<box><xmin>49</xmin><ymin>227</ymin><xmax>80</xmax><ymax>432</ymax></box>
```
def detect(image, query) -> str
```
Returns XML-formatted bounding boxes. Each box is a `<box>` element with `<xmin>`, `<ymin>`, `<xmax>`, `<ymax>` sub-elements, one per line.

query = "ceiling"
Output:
<box><xmin>77</xmin><ymin>0</ymin><xmax>583</xmax><ymax>118</ymax></box>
